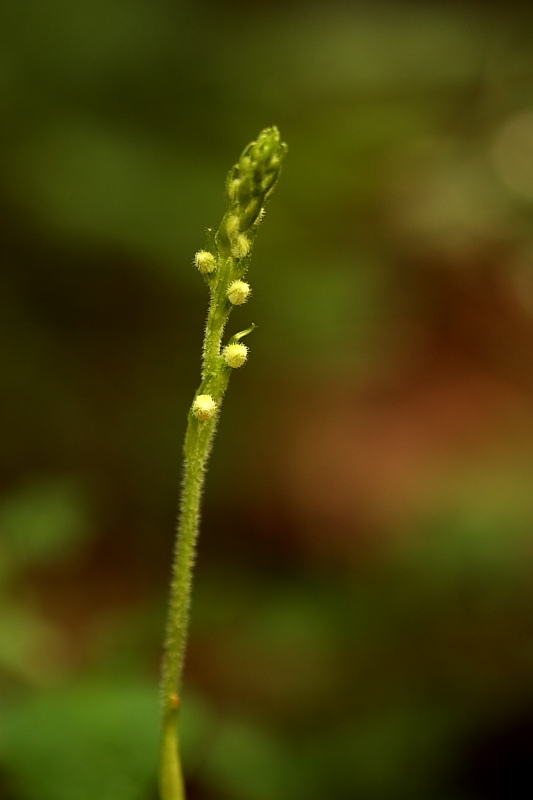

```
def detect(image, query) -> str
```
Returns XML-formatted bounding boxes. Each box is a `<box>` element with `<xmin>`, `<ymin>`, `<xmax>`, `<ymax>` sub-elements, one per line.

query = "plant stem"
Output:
<box><xmin>159</xmin><ymin>413</ymin><xmax>215</xmax><ymax>800</ymax></box>
<box><xmin>158</xmin><ymin>128</ymin><xmax>287</xmax><ymax>800</ymax></box>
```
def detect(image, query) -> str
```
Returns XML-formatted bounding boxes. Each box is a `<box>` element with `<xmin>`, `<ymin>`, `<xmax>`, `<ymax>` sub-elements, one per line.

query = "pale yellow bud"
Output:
<box><xmin>226</xmin><ymin>215</ymin><xmax>240</xmax><ymax>236</ymax></box>
<box><xmin>227</xmin><ymin>280</ymin><xmax>251</xmax><ymax>305</ymax></box>
<box><xmin>194</xmin><ymin>250</ymin><xmax>216</xmax><ymax>274</ymax></box>
<box><xmin>192</xmin><ymin>394</ymin><xmax>217</xmax><ymax>421</ymax></box>
<box><xmin>228</xmin><ymin>178</ymin><xmax>241</xmax><ymax>200</ymax></box>
<box><xmin>223</xmin><ymin>343</ymin><xmax>248</xmax><ymax>368</ymax></box>
<box><xmin>230</xmin><ymin>234</ymin><xmax>250</xmax><ymax>258</ymax></box>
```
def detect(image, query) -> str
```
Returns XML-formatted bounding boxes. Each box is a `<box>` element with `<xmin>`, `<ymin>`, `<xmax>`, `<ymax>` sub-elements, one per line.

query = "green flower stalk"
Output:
<box><xmin>159</xmin><ymin>127</ymin><xmax>287</xmax><ymax>800</ymax></box>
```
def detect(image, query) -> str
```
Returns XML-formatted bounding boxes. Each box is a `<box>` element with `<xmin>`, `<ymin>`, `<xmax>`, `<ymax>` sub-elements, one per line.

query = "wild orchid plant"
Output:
<box><xmin>159</xmin><ymin>127</ymin><xmax>287</xmax><ymax>800</ymax></box>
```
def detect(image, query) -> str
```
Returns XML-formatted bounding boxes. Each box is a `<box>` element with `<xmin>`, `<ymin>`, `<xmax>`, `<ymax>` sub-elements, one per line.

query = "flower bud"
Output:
<box><xmin>192</xmin><ymin>394</ymin><xmax>217</xmax><ymax>421</ymax></box>
<box><xmin>240</xmin><ymin>198</ymin><xmax>262</xmax><ymax>230</ymax></box>
<box><xmin>231</xmin><ymin>234</ymin><xmax>251</xmax><ymax>259</ymax></box>
<box><xmin>227</xmin><ymin>280</ymin><xmax>251</xmax><ymax>305</ymax></box>
<box><xmin>226</xmin><ymin>215</ymin><xmax>240</xmax><ymax>237</ymax></box>
<box><xmin>227</xmin><ymin>178</ymin><xmax>241</xmax><ymax>200</ymax></box>
<box><xmin>223</xmin><ymin>343</ymin><xmax>248</xmax><ymax>368</ymax></box>
<box><xmin>194</xmin><ymin>250</ymin><xmax>216</xmax><ymax>274</ymax></box>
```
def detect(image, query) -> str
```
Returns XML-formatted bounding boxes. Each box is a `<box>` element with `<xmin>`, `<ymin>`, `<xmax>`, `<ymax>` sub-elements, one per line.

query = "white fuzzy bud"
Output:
<box><xmin>192</xmin><ymin>394</ymin><xmax>217</xmax><ymax>421</ymax></box>
<box><xmin>227</xmin><ymin>280</ymin><xmax>251</xmax><ymax>305</ymax></box>
<box><xmin>231</xmin><ymin>234</ymin><xmax>251</xmax><ymax>258</ymax></box>
<box><xmin>223</xmin><ymin>343</ymin><xmax>248</xmax><ymax>368</ymax></box>
<box><xmin>194</xmin><ymin>250</ymin><xmax>216</xmax><ymax>274</ymax></box>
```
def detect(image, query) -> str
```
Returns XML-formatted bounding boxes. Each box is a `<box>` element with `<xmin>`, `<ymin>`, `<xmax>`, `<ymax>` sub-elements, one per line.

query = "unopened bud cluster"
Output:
<box><xmin>217</xmin><ymin>126</ymin><xmax>287</xmax><ymax>260</ymax></box>
<box><xmin>231</xmin><ymin>128</ymin><xmax>287</xmax><ymax>220</ymax></box>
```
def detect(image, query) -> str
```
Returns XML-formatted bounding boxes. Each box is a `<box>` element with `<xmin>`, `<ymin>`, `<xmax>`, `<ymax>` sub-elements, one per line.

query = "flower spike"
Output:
<box><xmin>159</xmin><ymin>129</ymin><xmax>286</xmax><ymax>800</ymax></box>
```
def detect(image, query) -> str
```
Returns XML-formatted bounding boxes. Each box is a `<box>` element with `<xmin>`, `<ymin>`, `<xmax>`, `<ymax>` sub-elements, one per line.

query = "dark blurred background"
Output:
<box><xmin>2</xmin><ymin>1</ymin><xmax>533</xmax><ymax>798</ymax></box>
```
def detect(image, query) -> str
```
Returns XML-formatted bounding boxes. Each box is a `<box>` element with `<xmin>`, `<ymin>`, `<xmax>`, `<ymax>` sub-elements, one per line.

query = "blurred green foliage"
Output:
<box><xmin>2</xmin><ymin>1</ymin><xmax>533</xmax><ymax>799</ymax></box>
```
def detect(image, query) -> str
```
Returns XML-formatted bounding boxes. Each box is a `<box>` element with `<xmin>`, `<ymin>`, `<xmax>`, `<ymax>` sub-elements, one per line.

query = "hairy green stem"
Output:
<box><xmin>159</xmin><ymin>128</ymin><xmax>287</xmax><ymax>800</ymax></box>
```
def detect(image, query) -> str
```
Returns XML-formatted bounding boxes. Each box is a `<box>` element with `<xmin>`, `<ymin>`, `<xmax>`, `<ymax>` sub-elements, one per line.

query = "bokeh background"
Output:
<box><xmin>2</xmin><ymin>1</ymin><xmax>533</xmax><ymax>798</ymax></box>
